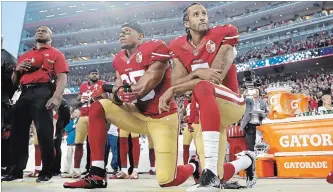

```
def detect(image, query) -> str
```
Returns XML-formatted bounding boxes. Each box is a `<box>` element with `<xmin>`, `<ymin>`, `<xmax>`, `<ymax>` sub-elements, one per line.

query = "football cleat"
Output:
<box><xmin>129</xmin><ymin>171</ymin><xmax>139</xmax><ymax>179</ymax></box>
<box><xmin>36</xmin><ymin>175</ymin><xmax>52</xmax><ymax>183</ymax></box>
<box><xmin>109</xmin><ymin>171</ymin><xmax>129</xmax><ymax>179</ymax></box>
<box><xmin>186</xmin><ymin>169</ymin><xmax>221</xmax><ymax>192</ymax></box>
<box><xmin>222</xmin><ymin>180</ymin><xmax>247</xmax><ymax>189</ymax></box>
<box><xmin>63</xmin><ymin>167</ymin><xmax>107</xmax><ymax>189</ymax></box>
<box><xmin>1</xmin><ymin>174</ymin><xmax>23</xmax><ymax>182</ymax></box>
<box><xmin>243</xmin><ymin>150</ymin><xmax>257</xmax><ymax>188</ymax></box>
<box><xmin>26</xmin><ymin>170</ymin><xmax>40</xmax><ymax>178</ymax></box>
<box><xmin>148</xmin><ymin>169</ymin><xmax>156</xmax><ymax>175</ymax></box>
<box><xmin>61</xmin><ymin>171</ymin><xmax>81</xmax><ymax>179</ymax></box>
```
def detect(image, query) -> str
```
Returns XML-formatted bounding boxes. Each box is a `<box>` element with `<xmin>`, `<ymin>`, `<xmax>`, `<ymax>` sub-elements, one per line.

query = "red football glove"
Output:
<box><xmin>117</xmin><ymin>87</ymin><xmax>139</xmax><ymax>104</ymax></box>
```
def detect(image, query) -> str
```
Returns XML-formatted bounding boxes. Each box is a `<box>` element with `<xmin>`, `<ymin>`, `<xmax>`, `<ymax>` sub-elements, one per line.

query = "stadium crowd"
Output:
<box><xmin>63</xmin><ymin>29</ymin><xmax>332</xmax><ymax>66</ymax></box>
<box><xmin>236</xmin><ymin>31</ymin><xmax>333</xmax><ymax>63</ymax></box>
<box><xmin>256</xmin><ymin>70</ymin><xmax>333</xmax><ymax>107</ymax></box>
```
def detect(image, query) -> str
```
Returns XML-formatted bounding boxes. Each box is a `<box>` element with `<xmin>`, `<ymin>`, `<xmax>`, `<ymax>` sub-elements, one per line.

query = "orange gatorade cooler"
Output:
<box><xmin>290</xmin><ymin>94</ymin><xmax>310</xmax><ymax>115</ymax></box>
<box><xmin>267</xmin><ymin>87</ymin><xmax>294</xmax><ymax>119</ymax></box>
<box><xmin>256</xmin><ymin>156</ymin><xmax>275</xmax><ymax>178</ymax></box>
<box><xmin>274</xmin><ymin>152</ymin><xmax>333</xmax><ymax>178</ymax></box>
<box><xmin>258</xmin><ymin>118</ymin><xmax>333</xmax><ymax>154</ymax></box>
<box><xmin>239</xmin><ymin>156</ymin><xmax>275</xmax><ymax>178</ymax></box>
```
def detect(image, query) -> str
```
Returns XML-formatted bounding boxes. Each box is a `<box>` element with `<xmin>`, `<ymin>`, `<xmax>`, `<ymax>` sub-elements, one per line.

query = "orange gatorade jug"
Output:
<box><xmin>267</xmin><ymin>86</ymin><xmax>294</xmax><ymax>119</ymax></box>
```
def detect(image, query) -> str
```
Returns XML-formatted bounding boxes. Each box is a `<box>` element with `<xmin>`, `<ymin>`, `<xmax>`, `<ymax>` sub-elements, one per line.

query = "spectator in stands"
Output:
<box><xmin>236</xmin><ymin>31</ymin><xmax>331</xmax><ymax>64</ymax></box>
<box><xmin>318</xmin><ymin>89</ymin><xmax>332</xmax><ymax>112</ymax></box>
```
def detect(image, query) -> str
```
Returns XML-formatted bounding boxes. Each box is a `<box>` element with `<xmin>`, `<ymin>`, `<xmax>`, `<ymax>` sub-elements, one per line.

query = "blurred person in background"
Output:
<box><xmin>1</xmin><ymin>35</ymin><xmax>17</xmax><ymax>176</ymax></box>
<box><xmin>240</xmin><ymin>88</ymin><xmax>268</xmax><ymax>151</ymax></box>
<box><xmin>63</xmin><ymin>109</ymin><xmax>80</xmax><ymax>175</ymax></box>
<box><xmin>318</xmin><ymin>88</ymin><xmax>332</xmax><ymax>112</ymax></box>
<box><xmin>317</xmin><ymin>91</ymin><xmax>324</xmax><ymax>107</ymax></box>
<box><xmin>51</xmin><ymin>99</ymin><xmax>71</xmax><ymax>176</ymax></box>
<box><xmin>105</xmin><ymin>124</ymin><xmax>121</xmax><ymax>175</ymax></box>
<box><xmin>309</xmin><ymin>93</ymin><xmax>319</xmax><ymax>111</ymax></box>
<box><xmin>110</xmin><ymin>130</ymin><xmax>140</xmax><ymax>179</ymax></box>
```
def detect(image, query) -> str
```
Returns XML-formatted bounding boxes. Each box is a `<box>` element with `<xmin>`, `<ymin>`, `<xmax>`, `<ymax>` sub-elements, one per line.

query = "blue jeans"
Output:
<box><xmin>107</xmin><ymin>134</ymin><xmax>119</xmax><ymax>170</ymax></box>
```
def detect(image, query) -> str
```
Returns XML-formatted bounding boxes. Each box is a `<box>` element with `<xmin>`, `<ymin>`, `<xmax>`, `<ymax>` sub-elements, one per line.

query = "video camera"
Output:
<box><xmin>243</xmin><ymin>66</ymin><xmax>262</xmax><ymax>89</ymax></box>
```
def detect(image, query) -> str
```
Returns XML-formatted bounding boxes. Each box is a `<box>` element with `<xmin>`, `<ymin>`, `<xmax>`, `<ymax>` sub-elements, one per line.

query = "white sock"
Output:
<box><xmin>189</xmin><ymin>163</ymin><xmax>196</xmax><ymax>173</ymax></box>
<box><xmin>35</xmin><ymin>166</ymin><xmax>42</xmax><ymax>171</ymax></box>
<box><xmin>150</xmin><ymin>167</ymin><xmax>156</xmax><ymax>172</ymax></box>
<box><xmin>92</xmin><ymin>160</ymin><xmax>105</xmax><ymax>169</ymax></box>
<box><xmin>74</xmin><ymin>168</ymin><xmax>81</xmax><ymax>174</ymax></box>
<box><xmin>133</xmin><ymin>168</ymin><xmax>139</xmax><ymax>173</ymax></box>
<box><xmin>202</xmin><ymin>131</ymin><xmax>219</xmax><ymax>176</ymax></box>
<box><xmin>230</xmin><ymin>155</ymin><xmax>252</xmax><ymax>173</ymax></box>
<box><xmin>121</xmin><ymin>168</ymin><xmax>128</xmax><ymax>174</ymax></box>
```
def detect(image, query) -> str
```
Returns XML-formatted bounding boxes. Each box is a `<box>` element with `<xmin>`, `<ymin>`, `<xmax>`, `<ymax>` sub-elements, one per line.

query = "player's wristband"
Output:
<box><xmin>102</xmin><ymin>84</ymin><xmax>114</xmax><ymax>93</ymax></box>
<box><xmin>112</xmin><ymin>88</ymin><xmax>123</xmax><ymax>105</ymax></box>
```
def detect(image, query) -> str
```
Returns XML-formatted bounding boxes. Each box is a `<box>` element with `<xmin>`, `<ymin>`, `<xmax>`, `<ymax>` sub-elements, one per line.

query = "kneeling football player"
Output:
<box><xmin>63</xmin><ymin>21</ymin><xmax>201</xmax><ymax>189</ymax></box>
<box><xmin>159</xmin><ymin>3</ymin><xmax>256</xmax><ymax>190</ymax></box>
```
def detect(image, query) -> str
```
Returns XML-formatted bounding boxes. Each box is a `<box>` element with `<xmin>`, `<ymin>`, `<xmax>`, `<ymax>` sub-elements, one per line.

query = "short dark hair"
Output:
<box><xmin>122</xmin><ymin>21</ymin><xmax>144</xmax><ymax>34</ymax></box>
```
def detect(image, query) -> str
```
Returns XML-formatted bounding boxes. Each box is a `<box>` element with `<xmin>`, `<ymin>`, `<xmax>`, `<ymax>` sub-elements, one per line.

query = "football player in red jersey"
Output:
<box><xmin>159</xmin><ymin>3</ymin><xmax>256</xmax><ymax>190</ymax></box>
<box><xmin>62</xmin><ymin>69</ymin><xmax>106</xmax><ymax>178</ymax></box>
<box><xmin>63</xmin><ymin>21</ymin><xmax>200</xmax><ymax>189</ymax></box>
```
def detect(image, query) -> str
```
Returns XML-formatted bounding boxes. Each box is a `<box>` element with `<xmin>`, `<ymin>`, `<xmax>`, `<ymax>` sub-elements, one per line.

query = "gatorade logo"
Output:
<box><xmin>279</xmin><ymin>134</ymin><xmax>333</xmax><ymax>148</ymax></box>
<box><xmin>284</xmin><ymin>161</ymin><xmax>328</xmax><ymax>169</ymax></box>
<box><xmin>270</xmin><ymin>95</ymin><xmax>279</xmax><ymax>105</ymax></box>
<box><xmin>290</xmin><ymin>100</ymin><xmax>299</xmax><ymax>109</ymax></box>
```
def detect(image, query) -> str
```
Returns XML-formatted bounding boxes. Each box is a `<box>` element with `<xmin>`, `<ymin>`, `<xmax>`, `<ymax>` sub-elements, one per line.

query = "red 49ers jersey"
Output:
<box><xmin>79</xmin><ymin>80</ymin><xmax>107</xmax><ymax>116</ymax></box>
<box><xmin>169</xmin><ymin>24</ymin><xmax>240</xmax><ymax>93</ymax></box>
<box><xmin>112</xmin><ymin>39</ymin><xmax>176</xmax><ymax>118</ymax></box>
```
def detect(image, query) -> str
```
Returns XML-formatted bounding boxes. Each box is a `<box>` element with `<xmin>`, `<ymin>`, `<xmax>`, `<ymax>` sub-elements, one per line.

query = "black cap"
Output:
<box><xmin>122</xmin><ymin>21</ymin><xmax>144</xmax><ymax>34</ymax></box>
<box><xmin>88</xmin><ymin>69</ymin><xmax>99</xmax><ymax>74</ymax></box>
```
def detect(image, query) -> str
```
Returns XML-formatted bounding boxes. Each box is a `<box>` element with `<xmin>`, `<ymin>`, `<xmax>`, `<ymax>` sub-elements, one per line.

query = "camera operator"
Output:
<box><xmin>240</xmin><ymin>67</ymin><xmax>268</xmax><ymax>151</ymax></box>
<box><xmin>1</xmin><ymin>35</ymin><xmax>17</xmax><ymax>175</ymax></box>
<box><xmin>3</xmin><ymin>26</ymin><xmax>69</xmax><ymax>183</ymax></box>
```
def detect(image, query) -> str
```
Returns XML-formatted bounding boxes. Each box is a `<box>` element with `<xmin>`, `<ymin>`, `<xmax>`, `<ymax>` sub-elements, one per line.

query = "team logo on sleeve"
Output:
<box><xmin>136</xmin><ymin>51</ymin><xmax>143</xmax><ymax>63</ymax></box>
<box><xmin>206</xmin><ymin>40</ymin><xmax>216</xmax><ymax>53</ymax></box>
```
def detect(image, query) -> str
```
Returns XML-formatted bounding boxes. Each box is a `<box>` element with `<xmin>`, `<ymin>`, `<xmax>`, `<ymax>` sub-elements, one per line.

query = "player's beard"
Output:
<box><xmin>90</xmin><ymin>78</ymin><xmax>98</xmax><ymax>83</ymax></box>
<box><xmin>36</xmin><ymin>38</ymin><xmax>50</xmax><ymax>44</ymax></box>
<box><xmin>190</xmin><ymin>23</ymin><xmax>208</xmax><ymax>36</ymax></box>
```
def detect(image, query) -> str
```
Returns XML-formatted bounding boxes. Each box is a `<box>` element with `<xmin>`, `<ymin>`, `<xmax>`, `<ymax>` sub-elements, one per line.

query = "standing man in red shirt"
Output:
<box><xmin>3</xmin><ymin>26</ymin><xmax>69</xmax><ymax>183</ymax></box>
